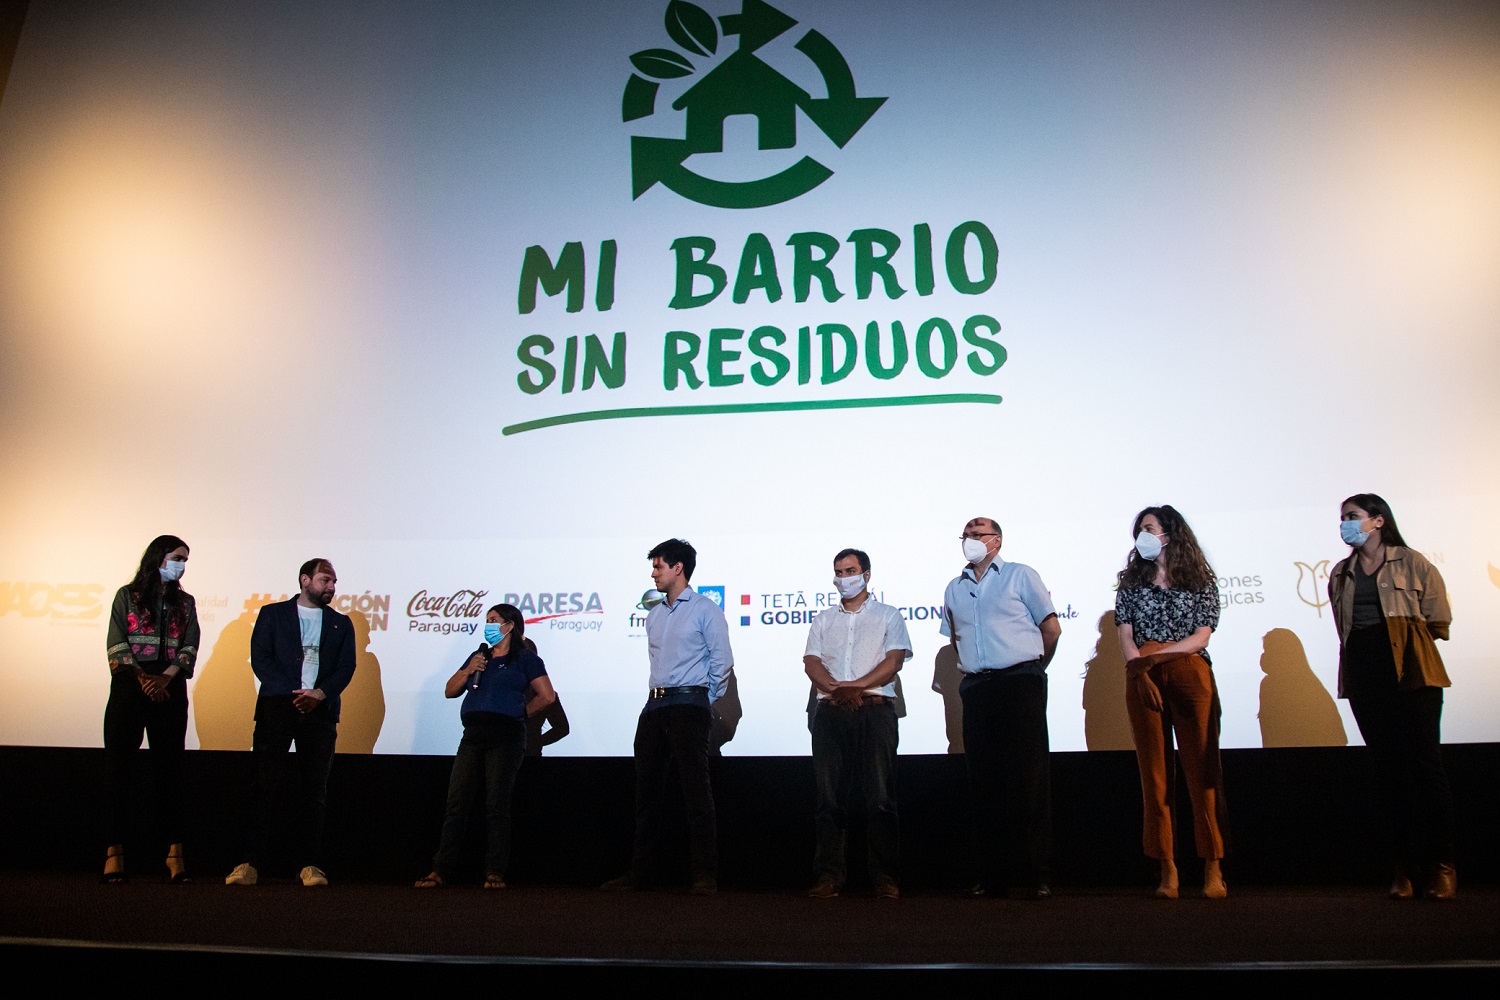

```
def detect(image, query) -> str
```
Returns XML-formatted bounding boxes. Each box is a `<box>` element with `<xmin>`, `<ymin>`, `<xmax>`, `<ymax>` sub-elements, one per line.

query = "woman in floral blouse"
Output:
<box><xmin>102</xmin><ymin>534</ymin><xmax>200</xmax><ymax>883</ymax></box>
<box><xmin>1114</xmin><ymin>506</ymin><xmax>1228</xmax><ymax>899</ymax></box>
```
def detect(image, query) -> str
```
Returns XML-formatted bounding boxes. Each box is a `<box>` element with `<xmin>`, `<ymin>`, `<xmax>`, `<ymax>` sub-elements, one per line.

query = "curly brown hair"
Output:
<box><xmin>1115</xmin><ymin>505</ymin><xmax>1215</xmax><ymax>592</ymax></box>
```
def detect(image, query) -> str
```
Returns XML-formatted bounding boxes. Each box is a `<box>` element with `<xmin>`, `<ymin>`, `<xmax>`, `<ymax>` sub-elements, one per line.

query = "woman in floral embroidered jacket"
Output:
<box><xmin>102</xmin><ymin>534</ymin><xmax>200</xmax><ymax>883</ymax></box>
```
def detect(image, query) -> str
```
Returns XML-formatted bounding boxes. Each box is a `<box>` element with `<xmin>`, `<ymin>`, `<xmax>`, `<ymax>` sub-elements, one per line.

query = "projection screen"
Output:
<box><xmin>1</xmin><ymin>0</ymin><xmax>1497</xmax><ymax>755</ymax></box>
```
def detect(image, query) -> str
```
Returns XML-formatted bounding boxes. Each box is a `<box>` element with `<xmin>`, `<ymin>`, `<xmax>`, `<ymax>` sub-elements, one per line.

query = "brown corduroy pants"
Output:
<box><xmin>1126</xmin><ymin>645</ymin><xmax>1229</xmax><ymax>860</ymax></box>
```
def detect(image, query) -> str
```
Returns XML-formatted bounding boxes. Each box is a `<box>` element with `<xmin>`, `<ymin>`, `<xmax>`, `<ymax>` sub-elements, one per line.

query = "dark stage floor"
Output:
<box><xmin>3</xmin><ymin>873</ymin><xmax>1497</xmax><ymax>977</ymax></box>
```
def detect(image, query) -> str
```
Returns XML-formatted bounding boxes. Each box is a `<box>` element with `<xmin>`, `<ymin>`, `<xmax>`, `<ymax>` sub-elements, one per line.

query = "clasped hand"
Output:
<box><xmin>136</xmin><ymin>671</ymin><xmax>171</xmax><ymax>703</ymax></box>
<box><xmin>1126</xmin><ymin>652</ymin><xmax>1177</xmax><ymax>713</ymax></box>
<box><xmin>828</xmin><ymin>683</ymin><xmax>866</xmax><ymax>710</ymax></box>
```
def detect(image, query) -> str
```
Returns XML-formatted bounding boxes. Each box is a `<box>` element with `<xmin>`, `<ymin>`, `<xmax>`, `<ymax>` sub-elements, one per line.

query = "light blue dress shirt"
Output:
<box><xmin>940</xmin><ymin>557</ymin><xmax>1056</xmax><ymax>675</ymax></box>
<box><xmin>645</xmin><ymin>588</ymin><xmax>734</xmax><ymax>702</ymax></box>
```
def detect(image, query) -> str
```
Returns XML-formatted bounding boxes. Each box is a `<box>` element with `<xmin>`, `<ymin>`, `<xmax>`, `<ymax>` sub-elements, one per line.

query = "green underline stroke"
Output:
<box><xmin>501</xmin><ymin>392</ymin><xmax>1002</xmax><ymax>435</ymax></box>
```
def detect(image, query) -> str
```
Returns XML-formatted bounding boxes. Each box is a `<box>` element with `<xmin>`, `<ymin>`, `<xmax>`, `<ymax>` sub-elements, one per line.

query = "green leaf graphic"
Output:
<box><xmin>665</xmin><ymin>1</ymin><xmax>717</xmax><ymax>56</ymax></box>
<box><xmin>630</xmin><ymin>47</ymin><xmax>694</xmax><ymax>80</ymax></box>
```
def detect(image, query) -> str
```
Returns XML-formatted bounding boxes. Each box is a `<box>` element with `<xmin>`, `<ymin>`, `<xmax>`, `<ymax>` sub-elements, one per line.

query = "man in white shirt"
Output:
<box><xmin>803</xmin><ymin>548</ymin><xmax>912</xmax><ymax>899</ymax></box>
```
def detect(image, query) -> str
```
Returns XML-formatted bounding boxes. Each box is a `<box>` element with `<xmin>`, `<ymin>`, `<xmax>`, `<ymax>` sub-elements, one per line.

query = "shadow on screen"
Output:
<box><xmin>710</xmin><ymin>671</ymin><xmax>742</xmax><ymax>755</ymax></box>
<box><xmin>1258</xmin><ymin>627</ymin><xmax>1346</xmax><ymax>747</ymax></box>
<box><xmin>337</xmin><ymin>610</ymin><xmax>386</xmax><ymax>753</ymax></box>
<box><xmin>1081</xmin><ymin>611</ymin><xmax>1133</xmax><ymax>751</ymax></box>
<box><xmin>193</xmin><ymin>601</ymin><xmax>386</xmax><ymax>752</ymax></box>
<box><xmin>193</xmin><ymin>607</ymin><xmax>259</xmax><ymax>750</ymax></box>
<box><xmin>931</xmin><ymin>642</ymin><xmax>964</xmax><ymax>754</ymax></box>
<box><xmin>526</xmin><ymin>694</ymin><xmax>571</xmax><ymax>756</ymax></box>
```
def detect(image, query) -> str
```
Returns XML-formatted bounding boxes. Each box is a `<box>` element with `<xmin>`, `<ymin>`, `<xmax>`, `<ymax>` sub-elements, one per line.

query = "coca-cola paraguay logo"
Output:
<box><xmin>406</xmin><ymin>588</ymin><xmax>488</xmax><ymax>635</ymax></box>
<box><xmin>407</xmin><ymin>588</ymin><xmax>488</xmax><ymax>618</ymax></box>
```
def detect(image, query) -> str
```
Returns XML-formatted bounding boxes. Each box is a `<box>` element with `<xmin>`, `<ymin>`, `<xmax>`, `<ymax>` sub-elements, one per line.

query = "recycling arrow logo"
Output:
<box><xmin>622</xmin><ymin>0</ymin><xmax>887</xmax><ymax>209</ymax></box>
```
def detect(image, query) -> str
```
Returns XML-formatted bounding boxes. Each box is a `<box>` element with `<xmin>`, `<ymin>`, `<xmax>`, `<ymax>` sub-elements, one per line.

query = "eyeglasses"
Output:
<box><xmin>959</xmin><ymin>532</ymin><xmax>999</xmax><ymax>541</ymax></box>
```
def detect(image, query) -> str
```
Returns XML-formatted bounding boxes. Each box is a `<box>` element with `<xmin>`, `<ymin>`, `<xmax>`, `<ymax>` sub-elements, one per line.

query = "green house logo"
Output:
<box><xmin>622</xmin><ymin>0</ymin><xmax>887</xmax><ymax>209</ymax></box>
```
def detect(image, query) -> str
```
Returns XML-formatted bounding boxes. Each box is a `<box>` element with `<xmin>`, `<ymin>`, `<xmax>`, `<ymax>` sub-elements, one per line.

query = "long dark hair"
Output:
<box><xmin>488</xmin><ymin>603</ymin><xmax>535</xmax><ymax>660</ymax></box>
<box><xmin>127</xmin><ymin>534</ymin><xmax>189</xmax><ymax>608</ymax></box>
<box><xmin>1115</xmin><ymin>505</ymin><xmax>1215</xmax><ymax>591</ymax></box>
<box><xmin>1342</xmin><ymin>493</ymin><xmax>1410</xmax><ymax>548</ymax></box>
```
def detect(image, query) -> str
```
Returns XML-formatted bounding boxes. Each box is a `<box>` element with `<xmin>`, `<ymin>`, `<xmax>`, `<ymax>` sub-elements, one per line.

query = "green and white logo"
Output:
<box><xmin>623</xmin><ymin>0</ymin><xmax>887</xmax><ymax>209</ymax></box>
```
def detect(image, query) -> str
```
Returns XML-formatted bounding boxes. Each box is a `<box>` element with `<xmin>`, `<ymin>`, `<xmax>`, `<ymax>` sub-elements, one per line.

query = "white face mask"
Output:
<box><xmin>159</xmin><ymin>560</ymin><xmax>186</xmax><ymax>583</ymax></box>
<box><xmin>1134</xmin><ymin>531</ymin><xmax>1164</xmax><ymax>561</ymax></box>
<box><xmin>962</xmin><ymin>537</ymin><xmax>990</xmax><ymax>563</ymax></box>
<box><xmin>833</xmin><ymin>574</ymin><xmax>867</xmax><ymax>599</ymax></box>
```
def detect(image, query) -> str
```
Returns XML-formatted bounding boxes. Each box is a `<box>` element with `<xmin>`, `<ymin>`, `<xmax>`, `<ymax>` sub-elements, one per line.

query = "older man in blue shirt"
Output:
<box><xmin>942</xmin><ymin>516</ymin><xmax>1061</xmax><ymax>899</ymax></box>
<box><xmin>604</xmin><ymin>538</ymin><xmax>733</xmax><ymax>895</ymax></box>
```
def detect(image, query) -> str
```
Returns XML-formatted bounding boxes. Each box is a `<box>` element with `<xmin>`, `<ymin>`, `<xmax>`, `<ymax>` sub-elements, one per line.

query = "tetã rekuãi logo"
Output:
<box><xmin>623</xmin><ymin>0</ymin><xmax>886</xmax><ymax>209</ymax></box>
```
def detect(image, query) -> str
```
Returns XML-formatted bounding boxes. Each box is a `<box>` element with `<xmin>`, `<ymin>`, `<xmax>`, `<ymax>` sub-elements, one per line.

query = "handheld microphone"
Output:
<box><xmin>469</xmin><ymin>642</ymin><xmax>490</xmax><ymax>690</ymax></box>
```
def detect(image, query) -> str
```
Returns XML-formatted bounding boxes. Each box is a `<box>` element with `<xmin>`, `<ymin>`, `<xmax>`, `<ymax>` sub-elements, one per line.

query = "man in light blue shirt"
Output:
<box><xmin>604</xmin><ymin>538</ymin><xmax>733</xmax><ymax>895</ymax></box>
<box><xmin>941</xmin><ymin>517</ymin><xmax>1061</xmax><ymax>899</ymax></box>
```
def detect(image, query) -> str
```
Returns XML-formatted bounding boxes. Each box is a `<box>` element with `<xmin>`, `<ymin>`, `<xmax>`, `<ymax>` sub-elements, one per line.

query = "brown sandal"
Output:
<box><xmin>414</xmin><ymin>872</ymin><xmax>445</xmax><ymax>888</ymax></box>
<box><xmin>101</xmin><ymin>845</ymin><xmax>126</xmax><ymax>884</ymax></box>
<box><xmin>166</xmin><ymin>845</ymin><xmax>192</xmax><ymax>884</ymax></box>
<box><xmin>483</xmin><ymin>873</ymin><xmax>507</xmax><ymax>889</ymax></box>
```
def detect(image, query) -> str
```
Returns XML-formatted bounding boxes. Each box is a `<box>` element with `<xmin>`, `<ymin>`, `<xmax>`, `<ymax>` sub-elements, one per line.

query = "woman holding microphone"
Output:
<box><xmin>416</xmin><ymin>603</ymin><xmax>555</xmax><ymax>889</ymax></box>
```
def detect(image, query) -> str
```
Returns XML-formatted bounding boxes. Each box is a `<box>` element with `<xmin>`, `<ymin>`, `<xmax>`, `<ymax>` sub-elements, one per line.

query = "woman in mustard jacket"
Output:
<box><xmin>1329</xmin><ymin>493</ymin><xmax>1455</xmax><ymax>900</ymax></box>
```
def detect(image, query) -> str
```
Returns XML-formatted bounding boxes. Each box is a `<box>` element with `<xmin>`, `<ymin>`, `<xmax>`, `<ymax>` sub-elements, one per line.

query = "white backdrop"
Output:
<box><xmin>1</xmin><ymin>0</ymin><xmax>1497</xmax><ymax>755</ymax></box>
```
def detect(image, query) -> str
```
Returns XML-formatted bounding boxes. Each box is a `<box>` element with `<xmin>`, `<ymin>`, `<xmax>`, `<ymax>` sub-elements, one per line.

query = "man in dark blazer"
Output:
<box><xmin>226</xmin><ymin>557</ymin><xmax>357</xmax><ymax>887</ymax></box>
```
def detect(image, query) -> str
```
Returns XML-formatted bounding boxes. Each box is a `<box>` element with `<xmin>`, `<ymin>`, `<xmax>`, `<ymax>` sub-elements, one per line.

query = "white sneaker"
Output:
<box><xmin>225</xmin><ymin>862</ymin><xmax>258</xmax><ymax>886</ymax></box>
<box><xmin>299</xmin><ymin>865</ymin><xmax>329</xmax><ymax>887</ymax></box>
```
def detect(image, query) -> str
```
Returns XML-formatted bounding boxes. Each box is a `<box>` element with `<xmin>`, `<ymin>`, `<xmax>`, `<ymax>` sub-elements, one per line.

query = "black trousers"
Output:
<box><xmin>1345</xmin><ymin>627</ymin><xmax>1455</xmax><ymax>867</ymax></box>
<box><xmin>246</xmin><ymin>695</ymin><xmax>337</xmax><ymax>870</ymax></box>
<box><xmin>811</xmin><ymin>699</ymin><xmax>899</xmax><ymax>884</ymax></box>
<box><xmin>961</xmin><ymin>669</ymin><xmax>1051</xmax><ymax>890</ymax></box>
<box><xmin>631</xmin><ymin>703</ymin><xmax>717</xmax><ymax>881</ymax></box>
<box><xmin>432</xmin><ymin>716</ymin><xmax>527</xmax><ymax>878</ymax></box>
<box><xmin>102</xmin><ymin>671</ymin><xmax>188</xmax><ymax>847</ymax></box>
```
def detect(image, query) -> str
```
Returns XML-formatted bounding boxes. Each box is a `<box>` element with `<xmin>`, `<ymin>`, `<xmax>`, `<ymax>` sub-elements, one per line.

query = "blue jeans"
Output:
<box><xmin>811</xmin><ymin>698</ymin><xmax>899</xmax><ymax>884</ymax></box>
<box><xmin>432</xmin><ymin>714</ymin><xmax>527</xmax><ymax>878</ymax></box>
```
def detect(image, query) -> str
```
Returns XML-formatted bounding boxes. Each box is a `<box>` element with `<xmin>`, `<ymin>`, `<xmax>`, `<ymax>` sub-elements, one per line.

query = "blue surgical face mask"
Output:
<box><xmin>1134</xmin><ymin>531</ymin><xmax>1164</xmax><ymax>561</ymax></box>
<box><xmin>159</xmin><ymin>560</ymin><xmax>185</xmax><ymax>583</ymax></box>
<box><xmin>484</xmin><ymin>623</ymin><xmax>508</xmax><ymax>646</ymax></box>
<box><xmin>1340</xmin><ymin>519</ymin><xmax>1369</xmax><ymax>547</ymax></box>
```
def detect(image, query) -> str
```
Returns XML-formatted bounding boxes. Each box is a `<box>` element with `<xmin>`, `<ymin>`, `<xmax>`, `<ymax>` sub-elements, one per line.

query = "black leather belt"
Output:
<box><xmin>649</xmin><ymin>685</ymin><xmax>708</xmax><ymax>699</ymax></box>
<box><xmin>970</xmin><ymin>658</ymin><xmax>1045</xmax><ymax>678</ymax></box>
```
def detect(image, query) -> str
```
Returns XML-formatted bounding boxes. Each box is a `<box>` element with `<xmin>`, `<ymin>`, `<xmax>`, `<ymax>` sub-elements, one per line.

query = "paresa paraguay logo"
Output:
<box><xmin>623</xmin><ymin>0</ymin><xmax>885</xmax><ymax>209</ymax></box>
<box><xmin>504</xmin><ymin>0</ymin><xmax>1008</xmax><ymax>436</ymax></box>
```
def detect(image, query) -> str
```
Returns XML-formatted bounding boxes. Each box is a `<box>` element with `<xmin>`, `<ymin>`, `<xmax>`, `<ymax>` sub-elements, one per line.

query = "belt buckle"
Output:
<box><xmin>651</xmin><ymin>686</ymin><xmax>664</xmax><ymax>699</ymax></box>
